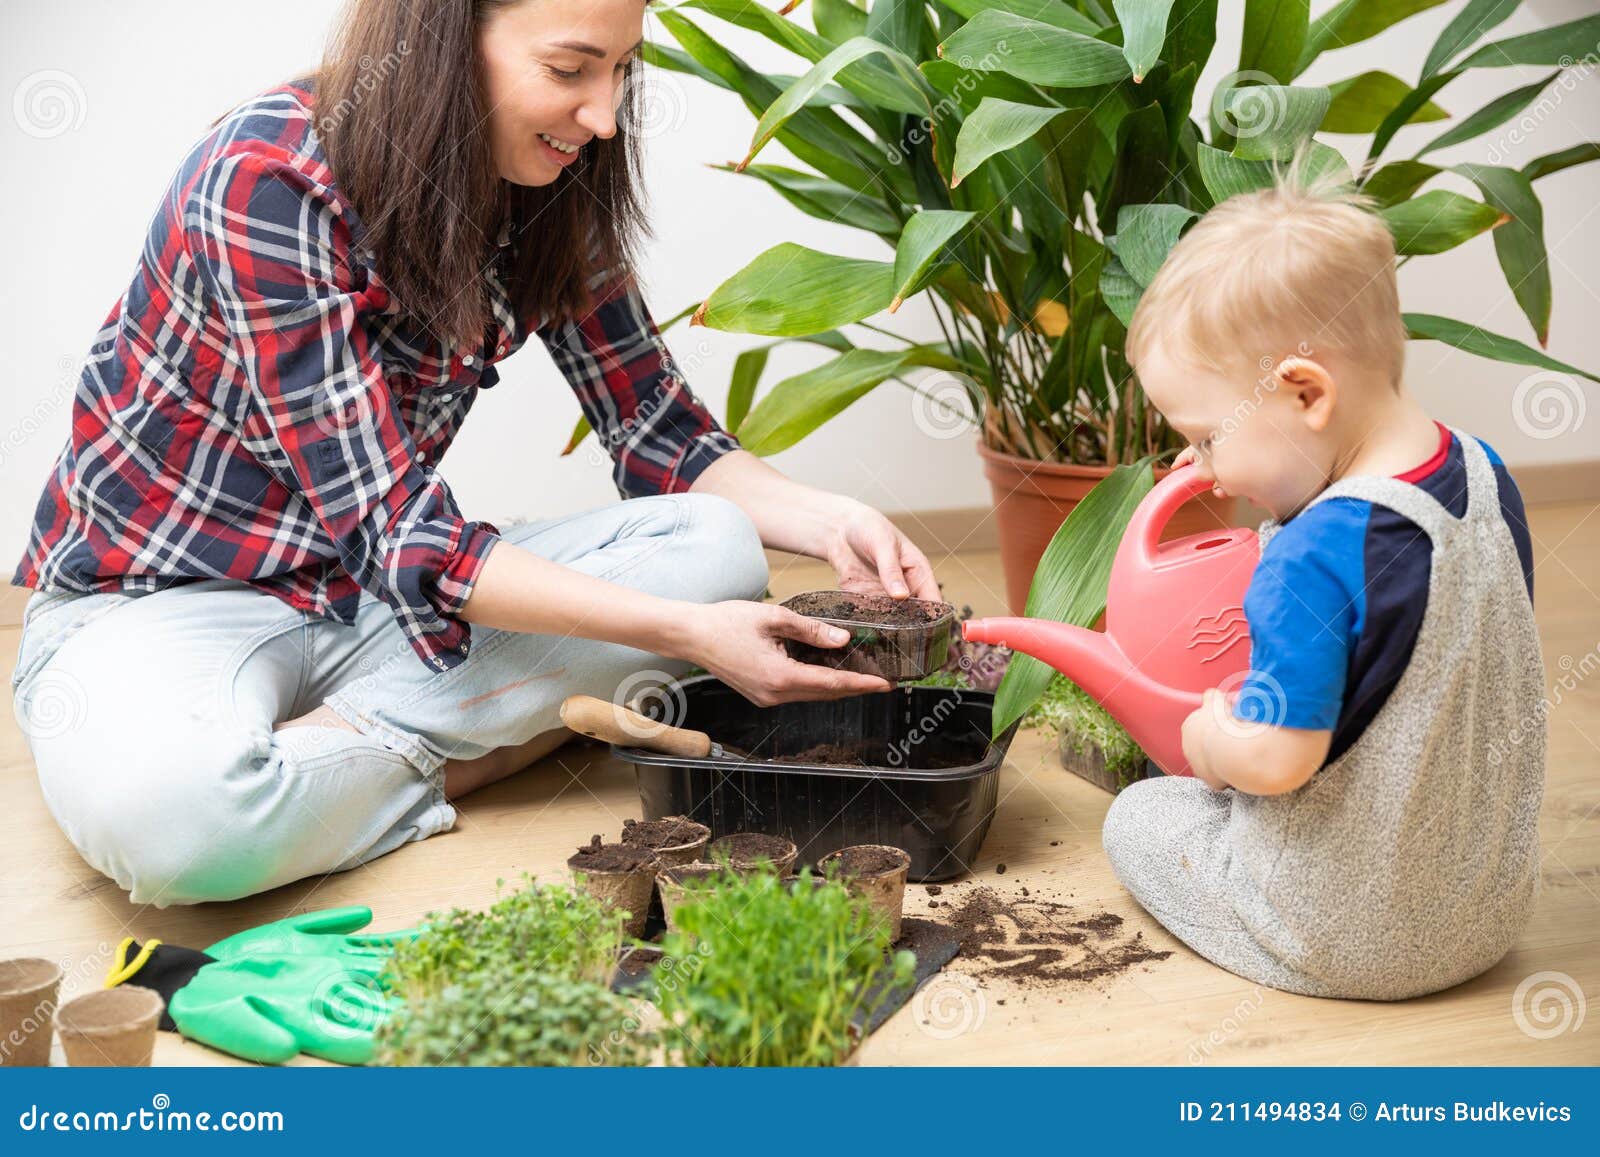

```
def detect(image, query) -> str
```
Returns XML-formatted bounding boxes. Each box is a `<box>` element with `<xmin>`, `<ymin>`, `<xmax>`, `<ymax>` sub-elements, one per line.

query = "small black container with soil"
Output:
<box><xmin>782</xmin><ymin>590</ymin><xmax>955</xmax><ymax>682</ymax></box>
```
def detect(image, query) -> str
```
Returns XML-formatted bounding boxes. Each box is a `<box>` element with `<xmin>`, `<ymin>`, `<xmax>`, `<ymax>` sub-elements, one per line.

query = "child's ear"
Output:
<box><xmin>1275</xmin><ymin>356</ymin><xmax>1336</xmax><ymax>432</ymax></box>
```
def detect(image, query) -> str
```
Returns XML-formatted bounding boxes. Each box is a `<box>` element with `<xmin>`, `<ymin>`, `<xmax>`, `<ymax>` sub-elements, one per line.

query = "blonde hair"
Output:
<box><xmin>1125</xmin><ymin>156</ymin><xmax>1407</xmax><ymax>388</ymax></box>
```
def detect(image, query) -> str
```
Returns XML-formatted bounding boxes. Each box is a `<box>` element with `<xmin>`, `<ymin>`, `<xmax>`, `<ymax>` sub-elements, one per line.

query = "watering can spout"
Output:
<box><xmin>963</xmin><ymin>616</ymin><xmax>1211</xmax><ymax>777</ymax></box>
<box><xmin>963</xmin><ymin>617</ymin><xmax>1128</xmax><ymax>704</ymax></box>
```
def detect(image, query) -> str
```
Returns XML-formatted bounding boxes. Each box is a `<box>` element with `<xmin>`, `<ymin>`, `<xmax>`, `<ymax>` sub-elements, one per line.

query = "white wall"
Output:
<box><xmin>1</xmin><ymin>1</ymin><xmax>1595</xmax><ymax>561</ymax></box>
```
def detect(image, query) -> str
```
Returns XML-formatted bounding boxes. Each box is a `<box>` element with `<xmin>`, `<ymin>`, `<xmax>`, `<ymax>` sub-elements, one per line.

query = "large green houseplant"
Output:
<box><xmin>609</xmin><ymin>0</ymin><xmax>1599</xmax><ymax>739</ymax></box>
<box><xmin>592</xmin><ymin>0</ymin><xmax>1598</xmax><ymax>614</ymax></box>
<box><xmin>643</xmin><ymin>0</ymin><xmax>1596</xmax><ymax>445</ymax></box>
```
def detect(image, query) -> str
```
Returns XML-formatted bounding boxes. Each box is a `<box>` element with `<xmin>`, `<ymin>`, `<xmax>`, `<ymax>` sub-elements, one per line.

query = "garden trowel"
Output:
<box><xmin>559</xmin><ymin>694</ymin><xmax>750</xmax><ymax>762</ymax></box>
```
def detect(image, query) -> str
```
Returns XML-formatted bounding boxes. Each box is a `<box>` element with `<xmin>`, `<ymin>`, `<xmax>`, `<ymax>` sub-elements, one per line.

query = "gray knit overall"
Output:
<box><xmin>1102</xmin><ymin>429</ymin><xmax>1546</xmax><ymax>999</ymax></box>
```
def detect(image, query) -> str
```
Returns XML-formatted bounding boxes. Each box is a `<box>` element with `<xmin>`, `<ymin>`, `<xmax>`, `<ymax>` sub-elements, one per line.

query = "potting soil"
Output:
<box><xmin>829</xmin><ymin>846</ymin><xmax>909</xmax><ymax>876</ymax></box>
<box><xmin>758</xmin><ymin>738</ymin><xmax>972</xmax><ymax>770</ymax></box>
<box><xmin>938</xmin><ymin>885</ymin><xmax>1171</xmax><ymax>988</ymax></box>
<box><xmin>798</xmin><ymin>591</ymin><xmax>943</xmax><ymax>626</ymax></box>
<box><xmin>571</xmin><ymin>834</ymin><xmax>656</xmax><ymax>872</ymax></box>
<box><xmin>620</xmin><ymin>816</ymin><xmax>708</xmax><ymax>850</ymax></box>
<box><xmin>711</xmin><ymin>833</ymin><xmax>793</xmax><ymax>862</ymax></box>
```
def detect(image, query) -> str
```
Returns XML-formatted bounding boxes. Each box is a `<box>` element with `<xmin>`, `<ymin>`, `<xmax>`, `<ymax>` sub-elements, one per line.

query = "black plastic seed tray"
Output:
<box><xmin>618</xmin><ymin>675</ymin><xmax>1017</xmax><ymax>882</ymax></box>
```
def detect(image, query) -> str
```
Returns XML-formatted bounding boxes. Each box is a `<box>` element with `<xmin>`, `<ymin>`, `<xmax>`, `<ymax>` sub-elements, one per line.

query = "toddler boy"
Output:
<box><xmin>1102</xmin><ymin>171</ymin><xmax>1546</xmax><ymax>1000</ymax></box>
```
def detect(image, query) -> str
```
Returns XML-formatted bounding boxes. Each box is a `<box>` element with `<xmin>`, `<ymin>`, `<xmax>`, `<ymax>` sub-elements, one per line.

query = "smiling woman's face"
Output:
<box><xmin>478</xmin><ymin>0</ymin><xmax>643</xmax><ymax>187</ymax></box>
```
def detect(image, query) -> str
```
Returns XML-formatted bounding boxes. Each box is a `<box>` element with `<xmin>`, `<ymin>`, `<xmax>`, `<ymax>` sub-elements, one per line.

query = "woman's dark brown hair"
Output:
<box><xmin>317</xmin><ymin>0</ymin><xmax>651</xmax><ymax>344</ymax></box>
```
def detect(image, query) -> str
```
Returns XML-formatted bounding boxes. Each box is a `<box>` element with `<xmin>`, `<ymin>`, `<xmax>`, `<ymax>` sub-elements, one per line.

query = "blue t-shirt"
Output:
<box><xmin>1234</xmin><ymin>423</ymin><xmax>1534</xmax><ymax>765</ymax></box>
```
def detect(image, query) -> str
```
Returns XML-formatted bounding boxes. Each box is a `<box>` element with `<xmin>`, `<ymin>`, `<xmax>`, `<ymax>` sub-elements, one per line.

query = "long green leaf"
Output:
<box><xmin>891</xmin><ymin>211</ymin><xmax>977</xmax><ymax>310</ymax></box>
<box><xmin>1240</xmin><ymin>0</ymin><xmax>1309</xmax><ymax>85</ymax></box>
<box><xmin>1422</xmin><ymin>0</ymin><xmax>1518</xmax><ymax>77</ymax></box>
<box><xmin>937</xmin><ymin>10</ymin><xmax>1132</xmax><ymax>86</ymax></box>
<box><xmin>921</xmin><ymin>58</ymin><xmax>1054</xmax><ymax>114</ymax></box>
<box><xmin>991</xmin><ymin>462</ymin><xmax>1157</xmax><ymax>738</ymax></box>
<box><xmin>1454</xmin><ymin>163</ymin><xmax>1550</xmax><ymax>345</ymax></box>
<box><xmin>1456</xmin><ymin>13</ymin><xmax>1600</xmax><ymax>69</ymax></box>
<box><xmin>716</xmin><ymin>163</ymin><xmax>901</xmax><ymax>234</ymax></box>
<box><xmin>951</xmin><ymin>98</ymin><xmax>1067</xmax><ymax>186</ymax></box>
<box><xmin>1098</xmin><ymin>256</ymin><xmax>1144</xmax><ymax>326</ymax></box>
<box><xmin>647</xmin><ymin>42</ymin><xmax>868</xmax><ymax>111</ymax></box>
<box><xmin>727</xmin><ymin>346</ymin><xmax>770</xmax><ymax>433</ymax></box>
<box><xmin>1113</xmin><ymin>0</ymin><xmax>1177</xmax><ymax>83</ymax></box>
<box><xmin>652</xmin><ymin>9</ymin><xmax>894</xmax><ymax>195</ymax></box>
<box><xmin>1114</xmin><ymin>203</ymin><xmax>1197</xmax><ymax>285</ymax></box>
<box><xmin>1380</xmin><ymin>189</ymin><xmax>1503</xmax><ymax>255</ymax></box>
<box><xmin>1295</xmin><ymin>0</ymin><xmax>1449</xmax><ymax>76</ymax></box>
<box><xmin>678</xmin><ymin>0</ymin><xmax>928</xmax><ymax>119</ymax></box>
<box><xmin>1197</xmin><ymin>140</ymin><xmax>1348</xmax><ymax>202</ymax></box>
<box><xmin>1404</xmin><ymin>313</ymin><xmax>1600</xmax><ymax>383</ymax></box>
<box><xmin>1224</xmin><ymin>84</ymin><xmax>1330</xmax><ymax>161</ymax></box>
<box><xmin>723</xmin><ymin>332</ymin><xmax>855</xmax><ymax>434</ymax></box>
<box><xmin>737</xmin><ymin>349</ymin><xmax>913</xmax><ymax>454</ymax></box>
<box><xmin>560</xmin><ymin>414</ymin><xmax>591</xmax><ymax>457</ymax></box>
<box><xmin>1196</xmin><ymin>143</ymin><xmax>1274</xmax><ymax>201</ymax></box>
<box><xmin>1166</xmin><ymin>0</ymin><xmax>1220</xmax><ymax>79</ymax></box>
<box><xmin>1521</xmin><ymin>143</ymin><xmax>1600</xmax><ymax>183</ymax></box>
<box><xmin>693</xmin><ymin>243</ymin><xmax>895</xmax><ymax>336</ymax></box>
<box><xmin>1361</xmin><ymin>159</ymin><xmax>1440</xmax><ymax>206</ymax></box>
<box><xmin>1365</xmin><ymin>68</ymin><xmax>1456</xmax><ymax>164</ymax></box>
<box><xmin>866</xmin><ymin>0</ymin><xmax>932</xmax><ymax>58</ymax></box>
<box><xmin>940</xmin><ymin>0</ymin><xmax>1102</xmax><ymax>36</ymax></box>
<box><xmin>740</xmin><ymin>36</ymin><xmax>931</xmax><ymax>169</ymax></box>
<box><xmin>1322</xmin><ymin>71</ymin><xmax>1449</xmax><ymax>134</ymax></box>
<box><xmin>1414</xmin><ymin>70</ymin><xmax>1561</xmax><ymax>159</ymax></box>
<box><xmin>812</xmin><ymin>0</ymin><xmax>868</xmax><ymax>44</ymax></box>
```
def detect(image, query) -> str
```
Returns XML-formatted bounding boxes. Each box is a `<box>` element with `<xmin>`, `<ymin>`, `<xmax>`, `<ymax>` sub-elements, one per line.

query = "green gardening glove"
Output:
<box><xmin>203</xmin><ymin>905</ymin><xmax>420</xmax><ymax>975</ymax></box>
<box><xmin>166</xmin><ymin>953</ymin><xmax>396</xmax><ymax>1065</ymax></box>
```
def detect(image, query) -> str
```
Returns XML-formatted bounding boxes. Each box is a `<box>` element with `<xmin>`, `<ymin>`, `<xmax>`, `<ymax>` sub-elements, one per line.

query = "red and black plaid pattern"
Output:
<box><xmin>14</xmin><ymin>84</ymin><xmax>738</xmax><ymax>672</ymax></box>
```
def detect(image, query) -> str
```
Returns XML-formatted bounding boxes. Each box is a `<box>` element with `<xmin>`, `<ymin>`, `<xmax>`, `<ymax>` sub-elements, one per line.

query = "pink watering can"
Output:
<box><xmin>964</xmin><ymin>466</ymin><xmax>1260</xmax><ymax>777</ymax></box>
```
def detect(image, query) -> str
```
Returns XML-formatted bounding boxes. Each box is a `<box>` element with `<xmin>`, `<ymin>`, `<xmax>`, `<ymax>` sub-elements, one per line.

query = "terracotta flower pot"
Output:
<box><xmin>977</xmin><ymin>439</ymin><xmax>1241</xmax><ymax>615</ymax></box>
<box><xmin>53</xmin><ymin>986</ymin><xmax>163</xmax><ymax>1067</ymax></box>
<box><xmin>0</xmin><ymin>957</ymin><xmax>62</xmax><ymax>1066</ymax></box>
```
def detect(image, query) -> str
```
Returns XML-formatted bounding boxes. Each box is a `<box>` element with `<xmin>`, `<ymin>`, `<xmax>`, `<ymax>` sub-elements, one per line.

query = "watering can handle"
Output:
<box><xmin>1129</xmin><ymin>464</ymin><xmax>1218</xmax><ymax>572</ymax></box>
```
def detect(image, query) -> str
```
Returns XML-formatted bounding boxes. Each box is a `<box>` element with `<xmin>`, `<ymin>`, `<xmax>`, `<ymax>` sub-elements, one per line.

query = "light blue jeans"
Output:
<box><xmin>10</xmin><ymin>494</ymin><xmax>768</xmax><ymax>908</ymax></box>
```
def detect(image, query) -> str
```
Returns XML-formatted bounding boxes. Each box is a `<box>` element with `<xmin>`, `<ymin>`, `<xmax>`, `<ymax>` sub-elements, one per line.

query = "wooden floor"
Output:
<box><xmin>2</xmin><ymin>502</ymin><xmax>1597</xmax><ymax>1066</ymax></box>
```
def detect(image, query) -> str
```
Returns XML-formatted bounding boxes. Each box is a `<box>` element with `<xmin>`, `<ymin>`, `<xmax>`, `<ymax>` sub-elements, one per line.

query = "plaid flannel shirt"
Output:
<box><xmin>14</xmin><ymin>84</ymin><xmax>739</xmax><ymax>672</ymax></box>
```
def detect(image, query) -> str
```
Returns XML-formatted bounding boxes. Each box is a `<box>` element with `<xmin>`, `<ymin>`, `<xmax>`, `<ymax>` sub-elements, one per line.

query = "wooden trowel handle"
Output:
<box><xmin>559</xmin><ymin>694</ymin><xmax>714</xmax><ymax>759</ymax></box>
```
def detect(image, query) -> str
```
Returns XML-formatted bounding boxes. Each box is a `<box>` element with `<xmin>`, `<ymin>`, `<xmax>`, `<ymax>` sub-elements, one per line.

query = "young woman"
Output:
<box><xmin>10</xmin><ymin>0</ymin><xmax>939</xmax><ymax>907</ymax></box>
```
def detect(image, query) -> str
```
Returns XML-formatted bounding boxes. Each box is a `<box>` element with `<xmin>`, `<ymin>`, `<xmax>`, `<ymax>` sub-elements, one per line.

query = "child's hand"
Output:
<box><xmin>1182</xmin><ymin>694</ymin><xmax>1231</xmax><ymax>791</ymax></box>
<box><xmin>1185</xmin><ymin>687</ymin><xmax>1331</xmax><ymax>796</ymax></box>
<box><xmin>1171</xmin><ymin>446</ymin><xmax>1228</xmax><ymax>499</ymax></box>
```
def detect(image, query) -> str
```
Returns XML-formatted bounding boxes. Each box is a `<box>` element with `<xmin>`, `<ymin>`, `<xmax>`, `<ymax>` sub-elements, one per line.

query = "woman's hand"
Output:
<box><xmin>677</xmin><ymin>600</ymin><xmax>892</xmax><ymax>707</ymax></box>
<box><xmin>817</xmin><ymin>498</ymin><xmax>942</xmax><ymax>602</ymax></box>
<box><xmin>689</xmin><ymin>452</ymin><xmax>943</xmax><ymax>602</ymax></box>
